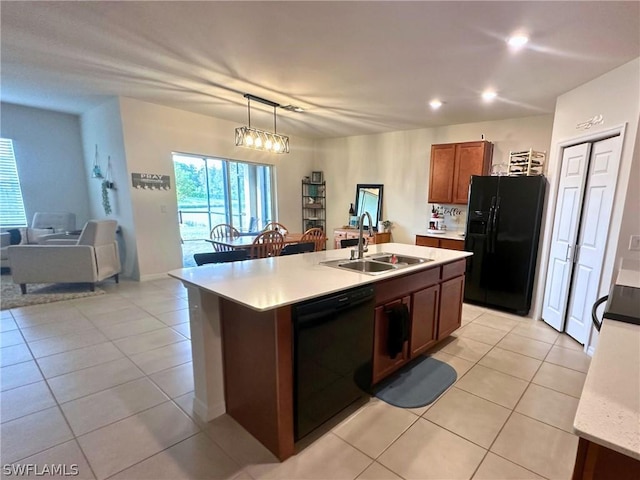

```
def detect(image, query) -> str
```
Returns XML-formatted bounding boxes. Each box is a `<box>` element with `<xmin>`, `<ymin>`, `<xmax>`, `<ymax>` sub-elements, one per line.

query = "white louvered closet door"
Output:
<box><xmin>542</xmin><ymin>135</ymin><xmax>622</xmax><ymax>343</ymax></box>
<box><xmin>542</xmin><ymin>143</ymin><xmax>591</xmax><ymax>332</ymax></box>
<box><xmin>564</xmin><ymin>136</ymin><xmax>622</xmax><ymax>343</ymax></box>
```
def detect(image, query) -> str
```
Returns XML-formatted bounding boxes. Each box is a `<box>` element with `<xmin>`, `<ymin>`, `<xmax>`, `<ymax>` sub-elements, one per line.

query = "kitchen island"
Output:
<box><xmin>572</xmin><ymin>268</ymin><xmax>640</xmax><ymax>478</ymax></box>
<box><xmin>169</xmin><ymin>243</ymin><xmax>471</xmax><ymax>460</ymax></box>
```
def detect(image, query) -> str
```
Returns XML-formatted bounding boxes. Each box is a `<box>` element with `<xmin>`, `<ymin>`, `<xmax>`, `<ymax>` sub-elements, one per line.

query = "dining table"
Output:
<box><xmin>205</xmin><ymin>232</ymin><xmax>306</xmax><ymax>250</ymax></box>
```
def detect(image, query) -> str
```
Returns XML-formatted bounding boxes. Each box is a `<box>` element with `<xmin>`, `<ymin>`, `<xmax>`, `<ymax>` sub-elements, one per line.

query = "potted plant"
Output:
<box><xmin>101</xmin><ymin>180</ymin><xmax>114</xmax><ymax>215</ymax></box>
<box><xmin>381</xmin><ymin>220</ymin><xmax>392</xmax><ymax>232</ymax></box>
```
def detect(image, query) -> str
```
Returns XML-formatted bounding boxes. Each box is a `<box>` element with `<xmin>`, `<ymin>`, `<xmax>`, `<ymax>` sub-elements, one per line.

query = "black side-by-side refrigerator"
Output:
<box><xmin>464</xmin><ymin>175</ymin><xmax>546</xmax><ymax>315</ymax></box>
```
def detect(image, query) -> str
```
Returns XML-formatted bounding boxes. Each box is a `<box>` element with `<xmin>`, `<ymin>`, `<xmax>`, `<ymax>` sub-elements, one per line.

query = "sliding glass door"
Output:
<box><xmin>173</xmin><ymin>154</ymin><xmax>274</xmax><ymax>242</ymax></box>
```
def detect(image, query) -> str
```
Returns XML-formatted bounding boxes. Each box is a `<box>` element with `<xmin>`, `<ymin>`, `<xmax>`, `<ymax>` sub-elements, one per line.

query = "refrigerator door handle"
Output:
<box><xmin>490</xmin><ymin>197</ymin><xmax>501</xmax><ymax>253</ymax></box>
<box><xmin>486</xmin><ymin>196</ymin><xmax>497</xmax><ymax>253</ymax></box>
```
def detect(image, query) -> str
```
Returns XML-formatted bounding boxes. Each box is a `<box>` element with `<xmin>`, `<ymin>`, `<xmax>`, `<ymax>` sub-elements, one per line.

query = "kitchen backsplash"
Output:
<box><xmin>428</xmin><ymin>204</ymin><xmax>467</xmax><ymax>232</ymax></box>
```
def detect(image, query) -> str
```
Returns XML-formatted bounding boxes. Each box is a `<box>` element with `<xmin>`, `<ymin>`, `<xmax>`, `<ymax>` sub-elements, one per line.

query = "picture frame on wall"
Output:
<box><xmin>311</xmin><ymin>171</ymin><xmax>323</xmax><ymax>183</ymax></box>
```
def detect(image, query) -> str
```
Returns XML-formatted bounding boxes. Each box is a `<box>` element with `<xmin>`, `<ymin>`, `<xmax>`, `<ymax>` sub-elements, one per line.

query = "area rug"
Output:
<box><xmin>374</xmin><ymin>356</ymin><xmax>457</xmax><ymax>408</ymax></box>
<box><xmin>0</xmin><ymin>275</ymin><xmax>105</xmax><ymax>310</ymax></box>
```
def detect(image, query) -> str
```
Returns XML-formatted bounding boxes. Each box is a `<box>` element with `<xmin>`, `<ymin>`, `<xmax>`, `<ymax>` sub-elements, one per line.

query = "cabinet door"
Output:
<box><xmin>373</xmin><ymin>232</ymin><xmax>391</xmax><ymax>244</ymax></box>
<box><xmin>410</xmin><ymin>285</ymin><xmax>439</xmax><ymax>357</ymax></box>
<box><xmin>438</xmin><ymin>275</ymin><xmax>465</xmax><ymax>339</ymax></box>
<box><xmin>440</xmin><ymin>238</ymin><xmax>465</xmax><ymax>251</ymax></box>
<box><xmin>373</xmin><ymin>296</ymin><xmax>410</xmax><ymax>384</ymax></box>
<box><xmin>415</xmin><ymin>235</ymin><xmax>440</xmax><ymax>247</ymax></box>
<box><xmin>428</xmin><ymin>144</ymin><xmax>456</xmax><ymax>203</ymax></box>
<box><xmin>452</xmin><ymin>141</ymin><xmax>492</xmax><ymax>204</ymax></box>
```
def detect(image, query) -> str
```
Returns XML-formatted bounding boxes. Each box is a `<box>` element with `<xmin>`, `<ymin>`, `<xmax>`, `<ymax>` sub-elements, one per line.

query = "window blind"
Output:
<box><xmin>0</xmin><ymin>138</ymin><xmax>27</xmax><ymax>227</ymax></box>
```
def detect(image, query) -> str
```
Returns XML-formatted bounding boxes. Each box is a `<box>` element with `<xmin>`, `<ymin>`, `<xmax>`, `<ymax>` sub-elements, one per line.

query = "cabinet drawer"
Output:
<box><xmin>440</xmin><ymin>238</ymin><xmax>465</xmax><ymax>251</ymax></box>
<box><xmin>442</xmin><ymin>260</ymin><xmax>466</xmax><ymax>281</ymax></box>
<box><xmin>415</xmin><ymin>235</ymin><xmax>440</xmax><ymax>247</ymax></box>
<box><xmin>375</xmin><ymin>267</ymin><xmax>441</xmax><ymax>305</ymax></box>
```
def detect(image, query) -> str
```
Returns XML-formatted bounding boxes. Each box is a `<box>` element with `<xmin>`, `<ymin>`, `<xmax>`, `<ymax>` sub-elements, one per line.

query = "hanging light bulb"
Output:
<box><xmin>234</xmin><ymin>94</ymin><xmax>290</xmax><ymax>154</ymax></box>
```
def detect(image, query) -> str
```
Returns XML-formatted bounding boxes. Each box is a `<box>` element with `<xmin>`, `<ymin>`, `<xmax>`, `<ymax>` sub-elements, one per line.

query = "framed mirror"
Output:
<box><xmin>355</xmin><ymin>184</ymin><xmax>384</xmax><ymax>231</ymax></box>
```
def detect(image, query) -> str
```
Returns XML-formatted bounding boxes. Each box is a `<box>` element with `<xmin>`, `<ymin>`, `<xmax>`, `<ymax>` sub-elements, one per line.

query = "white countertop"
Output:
<box><xmin>573</xmin><ymin>267</ymin><xmax>640</xmax><ymax>460</ymax></box>
<box><xmin>415</xmin><ymin>230</ymin><xmax>466</xmax><ymax>241</ymax></box>
<box><xmin>169</xmin><ymin>243</ymin><xmax>471</xmax><ymax>312</ymax></box>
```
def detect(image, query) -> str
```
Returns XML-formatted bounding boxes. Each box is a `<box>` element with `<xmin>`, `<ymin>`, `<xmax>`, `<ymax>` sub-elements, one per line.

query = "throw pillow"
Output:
<box><xmin>6</xmin><ymin>228</ymin><xmax>22</xmax><ymax>245</ymax></box>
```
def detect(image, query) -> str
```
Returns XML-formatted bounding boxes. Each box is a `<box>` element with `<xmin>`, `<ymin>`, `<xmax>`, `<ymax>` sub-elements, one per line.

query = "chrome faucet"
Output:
<box><xmin>356</xmin><ymin>212</ymin><xmax>373</xmax><ymax>259</ymax></box>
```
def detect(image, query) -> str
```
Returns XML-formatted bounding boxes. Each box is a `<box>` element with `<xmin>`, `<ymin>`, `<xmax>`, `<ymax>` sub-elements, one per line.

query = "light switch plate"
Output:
<box><xmin>629</xmin><ymin>235</ymin><xmax>640</xmax><ymax>251</ymax></box>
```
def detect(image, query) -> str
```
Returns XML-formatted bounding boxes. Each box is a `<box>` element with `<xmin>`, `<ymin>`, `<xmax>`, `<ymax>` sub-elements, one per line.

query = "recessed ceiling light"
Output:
<box><xmin>482</xmin><ymin>90</ymin><xmax>497</xmax><ymax>102</ymax></box>
<box><xmin>429</xmin><ymin>99</ymin><xmax>442</xmax><ymax>109</ymax></box>
<box><xmin>507</xmin><ymin>34</ymin><xmax>529</xmax><ymax>49</ymax></box>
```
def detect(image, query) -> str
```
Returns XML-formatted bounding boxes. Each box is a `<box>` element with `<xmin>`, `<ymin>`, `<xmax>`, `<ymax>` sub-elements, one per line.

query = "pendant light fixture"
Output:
<box><xmin>235</xmin><ymin>94</ymin><xmax>290</xmax><ymax>154</ymax></box>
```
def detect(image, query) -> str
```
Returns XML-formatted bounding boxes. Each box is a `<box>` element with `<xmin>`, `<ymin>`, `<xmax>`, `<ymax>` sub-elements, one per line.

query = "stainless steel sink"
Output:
<box><xmin>321</xmin><ymin>253</ymin><xmax>432</xmax><ymax>275</ymax></box>
<box><xmin>335</xmin><ymin>259</ymin><xmax>396</xmax><ymax>273</ymax></box>
<box><xmin>368</xmin><ymin>253</ymin><xmax>430</xmax><ymax>265</ymax></box>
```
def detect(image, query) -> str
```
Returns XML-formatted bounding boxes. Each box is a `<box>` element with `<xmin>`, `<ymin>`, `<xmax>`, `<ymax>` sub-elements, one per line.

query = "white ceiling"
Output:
<box><xmin>1</xmin><ymin>1</ymin><xmax>639</xmax><ymax>139</ymax></box>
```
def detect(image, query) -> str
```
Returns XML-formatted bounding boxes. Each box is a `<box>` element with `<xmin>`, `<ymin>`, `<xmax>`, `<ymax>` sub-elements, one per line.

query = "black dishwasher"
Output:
<box><xmin>293</xmin><ymin>285</ymin><xmax>375</xmax><ymax>440</ymax></box>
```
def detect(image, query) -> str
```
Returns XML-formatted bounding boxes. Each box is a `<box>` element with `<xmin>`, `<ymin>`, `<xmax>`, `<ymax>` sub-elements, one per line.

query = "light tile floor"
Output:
<box><xmin>0</xmin><ymin>278</ymin><xmax>591</xmax><ymax>479</ymax></box>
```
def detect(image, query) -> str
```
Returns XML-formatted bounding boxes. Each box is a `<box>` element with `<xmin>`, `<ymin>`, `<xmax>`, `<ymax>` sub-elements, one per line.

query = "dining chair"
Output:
<box><xmin>210</xmin><ymin>223</ymin><xmax>241</xmax><ymax>252</ymax></box>
<box><xmin>280</xmin><ymin>242</ymin><xmax>315</xmax><ymax>256</ymax></box>
<box><xmin>340</xmin><ymin>238</ymin><xmax>360</xmax><ymax>248</ymax></box>
<box><xmin>300</xmin><ymin>227</ymin><xmax>325</xmax><ymax>252</ymax></box>
<box><xmin>194</xmin><ymin>250</ymin><xmax>249</xmax><ymax>266</ymax></box>
<box><xmin>262</xmin><ymin>221</ymin><xmax>288</xmax><ymax>235</ymax></box>
<box><xmin>251</xmin><ymin>230</ymin><xmax>285</xmax><ymax>258</ymax></box>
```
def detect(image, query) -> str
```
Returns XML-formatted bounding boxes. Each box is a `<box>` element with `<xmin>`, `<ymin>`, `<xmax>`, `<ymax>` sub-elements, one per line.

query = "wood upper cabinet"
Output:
<box><xmin>428</xmin><ymin>141</ymin><xmax>493</xmax><ymax>204</ymax></box>
<box><xmin>428</xmin><ymin>144</ymin><xmax>457</xmax><ymax>203</ymax></box>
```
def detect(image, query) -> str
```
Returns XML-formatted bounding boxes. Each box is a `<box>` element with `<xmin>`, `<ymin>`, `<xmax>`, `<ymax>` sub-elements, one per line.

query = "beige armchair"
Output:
<box><xmin>8</xmin><ymin>220</ymin><xmax>121</xmax><ymax>294</ymax></box>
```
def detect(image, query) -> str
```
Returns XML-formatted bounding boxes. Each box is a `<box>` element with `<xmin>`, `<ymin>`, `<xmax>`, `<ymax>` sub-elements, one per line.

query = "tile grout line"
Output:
<box><xmin>6</xmin><ymin>332</ymin><xmax>100</xmax><ymax>480</ymax></box>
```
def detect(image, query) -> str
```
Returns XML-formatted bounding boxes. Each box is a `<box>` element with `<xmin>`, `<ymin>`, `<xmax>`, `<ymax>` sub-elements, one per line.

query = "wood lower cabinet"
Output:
<box><xmin>372</xmin><ymin>297</ymin><xmax>411</xmax><ymax>384</ymax></box>
<box><xmin>410</xmin><ymin>285</ymin><xmax>439</xmax><ymax>356</ymax></box>
<box><xmin>415</xmin><ymin>235</ymin><xmax>465</xmax><ymax>251</ymax></box>
<box><xmin>572</xmin><ymin>437</ymin><xmax>640</xmax><ymax>480</ymax></box>
<box><xmin>438</xmin><ymin>275</ymin><xmax>465</xmax><ymax>339</ymax></box>
<box><xmin>333</xmin><ymin>228</ymin><xmax>391</xmax><ymax>249</ymax></box>
<box><xmin>372</xmin><ymin>260</ymin><xmax>465</xmax><ymax>384</ymax></box>
<box><xmin>428</xmin><ymin>140</ymin><xmax>493</xmax><ymax>204</ymax></box>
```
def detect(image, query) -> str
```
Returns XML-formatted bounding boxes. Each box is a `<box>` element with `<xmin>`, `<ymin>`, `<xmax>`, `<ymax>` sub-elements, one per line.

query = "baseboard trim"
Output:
<box><xmin>139</xmin><ymin>272</ymin><xmax>172</xmax><ymax>282</ymax></box>
<box><xmin>193</xmin><ymin>396</ymin><xmax>225</xmax><ymax>422</ymax></box>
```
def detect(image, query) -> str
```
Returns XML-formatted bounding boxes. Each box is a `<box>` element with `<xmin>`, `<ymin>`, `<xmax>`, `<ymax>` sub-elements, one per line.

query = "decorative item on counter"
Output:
<box><xmin>348</xmin><ymin>203</ymin><xmax>357</xmax><ymax>227</ymax></box>
<box><xmin>428</xmin><ymin>206</ymin><xmax>445</xmax><ymax>233</ymax></box>
<box><xmin>381</xmin><ymin>220</ymin><xmax>392</xmax><ymax>232</ymax></box>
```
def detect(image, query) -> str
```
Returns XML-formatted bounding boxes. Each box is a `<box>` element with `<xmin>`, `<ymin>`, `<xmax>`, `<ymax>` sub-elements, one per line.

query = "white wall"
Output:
<box><xmin>117</xmin><ymin>97</ymin><xmax>315</xmax><ymax>280</ymax></box>
<box><xmin>0</xmin><ymin>103</ymin><xmax>90</xmax><ymax>227</ymax></box>
<box><xmin>534</xmin><ymin>57</ymin><xmax>640</xmax><ymax>350</ymax></box>
<box><xmin>80</xmin><ymin>99</ymin><xmax>137</xmax><ymax>277</ymax></box>
<box><xmin>316</xmin><ymin>114</ymin><xmax>554</xmax><ymax>246</ymax></box>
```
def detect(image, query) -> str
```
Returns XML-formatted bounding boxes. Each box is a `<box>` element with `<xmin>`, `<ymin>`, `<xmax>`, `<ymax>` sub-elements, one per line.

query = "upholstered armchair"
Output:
<box><xmin>1</xmin><ymin>212</ymin><xmax>77</xmax><ymax>270</ymax></box>
<box><xmin>8</xmin><ymin>220</ymin><xmax>121</xmax><ymax>293</ymax></box>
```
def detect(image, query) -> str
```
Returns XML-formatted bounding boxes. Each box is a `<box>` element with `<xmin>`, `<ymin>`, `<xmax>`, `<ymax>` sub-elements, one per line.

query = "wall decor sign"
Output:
<box><xmin>132</xmin><ymin>173</ymin><xmax>171</xmax><ymax>190</ymax></box>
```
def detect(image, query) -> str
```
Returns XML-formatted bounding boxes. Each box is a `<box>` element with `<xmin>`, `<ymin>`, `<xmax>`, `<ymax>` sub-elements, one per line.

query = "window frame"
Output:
<box><xmin>0</xmin><ymin>138</ymin><xmax>28</xmax><ymax>228</ymax></box>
